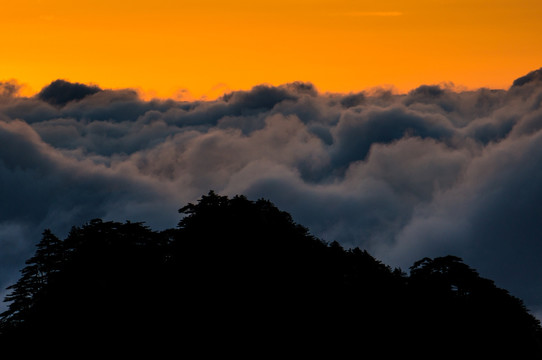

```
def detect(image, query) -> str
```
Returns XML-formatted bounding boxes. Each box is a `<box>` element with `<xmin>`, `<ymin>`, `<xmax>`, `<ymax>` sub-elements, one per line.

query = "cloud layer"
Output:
<box><xmin>1</xmin><ymin>69</ymin><xmax>542</xmax><ymax>315</ymax></box>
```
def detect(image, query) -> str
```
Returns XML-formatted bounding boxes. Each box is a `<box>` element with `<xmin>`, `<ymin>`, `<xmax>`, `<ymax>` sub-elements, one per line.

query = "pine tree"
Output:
<box><xmin>0</xmin><ymin>229</ymin><xmax>64</xmax><ymax>328</ymax></box>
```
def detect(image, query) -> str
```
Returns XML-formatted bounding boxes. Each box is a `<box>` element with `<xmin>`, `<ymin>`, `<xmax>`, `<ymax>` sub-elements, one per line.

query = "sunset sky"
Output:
<box><xmin>2</xmin><ymin>0</ymin><xmax>541</xmax><ymax>99</ymax></box>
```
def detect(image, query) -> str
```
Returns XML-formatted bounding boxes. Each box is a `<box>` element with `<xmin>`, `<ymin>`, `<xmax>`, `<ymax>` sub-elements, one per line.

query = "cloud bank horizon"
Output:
<box><xmin>1</xmin><ymin>67</ymin><xmax>542</xmax><ymax>318</ymax></box>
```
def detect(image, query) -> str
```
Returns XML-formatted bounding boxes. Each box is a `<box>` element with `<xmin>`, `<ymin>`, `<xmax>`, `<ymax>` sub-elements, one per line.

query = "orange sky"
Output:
<box><xmin>1</xmin><ymin>0</ymin><xmax>541</xmax><ymax>99</ymax></box>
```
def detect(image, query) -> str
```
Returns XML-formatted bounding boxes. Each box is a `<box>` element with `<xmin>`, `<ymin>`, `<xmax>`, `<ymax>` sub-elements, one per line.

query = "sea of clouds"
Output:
<box><xmin>1</xmin><ymin>68</ymin><xmax>542</xmax><ymax>315</ymax></box>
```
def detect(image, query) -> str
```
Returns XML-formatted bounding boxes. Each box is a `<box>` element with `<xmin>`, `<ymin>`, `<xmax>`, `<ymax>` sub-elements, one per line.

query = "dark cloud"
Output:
<box><xmin>37</xmin><ymin>79</ymin><xmax>102</xmax><ymax>107</ymax></box>
<box><xmin>222</xmin><ymin>84</ymin><xmax>297</xmax><ymax>111</ymax></box>
<box><xmin>340</xmin><ymin>92</ymin><xmax>365</xmax><ymax>108</ymax></box>
<box><xmin>330</xmin><ymin>106</ymin><xmax>454</xmax><ymax>171</ymax></box>
<box><xmin>2</xmin><ymin>73</ymin><xmax>542</xmax><ymax>318</ymax></box>
<box><xmin>512</xmin><ymin>68</ymin><xmax>542</xmax><ymax>87</ymax></box>
<box><xmin>0</xmin><ymin>80</ymin><xmax>20</xmax><ymax>98</ymax></box>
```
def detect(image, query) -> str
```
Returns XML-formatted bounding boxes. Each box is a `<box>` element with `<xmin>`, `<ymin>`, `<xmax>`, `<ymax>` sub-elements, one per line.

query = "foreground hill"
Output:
<box><xmin>1</xmin><ymin>191</ymin><xmax>541</xmax><ymax>357</ymax></box>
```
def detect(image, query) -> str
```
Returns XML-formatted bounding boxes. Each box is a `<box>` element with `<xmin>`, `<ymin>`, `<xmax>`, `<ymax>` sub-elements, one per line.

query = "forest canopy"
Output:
<box><xmin>1</xmin><ymin>191</ymin><xmax>541</xmax><ymax>357</ymax></box>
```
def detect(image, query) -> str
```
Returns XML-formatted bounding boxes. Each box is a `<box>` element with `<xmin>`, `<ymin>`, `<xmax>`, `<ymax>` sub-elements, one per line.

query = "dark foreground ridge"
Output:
<box><xmin>1</xmin><ymin>191</ymin><xmax>541</xmax><ymax>357</ymax></box>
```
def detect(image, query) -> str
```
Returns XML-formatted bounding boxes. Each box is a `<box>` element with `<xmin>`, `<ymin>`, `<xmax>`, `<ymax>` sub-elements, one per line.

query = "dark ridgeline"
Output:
<box><xmin>1</xmin><ymin>191</ymin><xmax>541</xmax><ymax>357</ymax></box>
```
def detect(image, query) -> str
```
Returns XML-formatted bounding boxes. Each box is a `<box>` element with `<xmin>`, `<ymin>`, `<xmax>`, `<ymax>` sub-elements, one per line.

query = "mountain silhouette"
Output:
<box><xmin>1</xmin><ymin>191</ymin><xmax>541</xmax><ymax>357</ymax></box>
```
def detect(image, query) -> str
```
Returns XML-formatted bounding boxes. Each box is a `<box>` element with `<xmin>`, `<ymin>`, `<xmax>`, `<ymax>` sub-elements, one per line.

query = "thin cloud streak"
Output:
<box><xmin>339</xmin><ymin>11</ymin><xmax>404</xmax><ymax>17</ymax></box>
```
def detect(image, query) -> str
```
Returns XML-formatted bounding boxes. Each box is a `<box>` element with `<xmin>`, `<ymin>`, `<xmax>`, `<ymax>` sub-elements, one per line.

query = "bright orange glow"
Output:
<box><xmin>2</xmin><ymin>0</ymin><xmax>541</xmax><ymax>99</ymax></box>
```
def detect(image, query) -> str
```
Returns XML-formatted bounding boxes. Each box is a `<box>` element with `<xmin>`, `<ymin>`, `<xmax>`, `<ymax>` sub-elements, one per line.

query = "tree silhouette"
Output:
<box><xmin>0</xmin><ymin>191</ymin><xmax>540</xmax><ymax>357</ymax></box>
<box><xmin>0</xmin><ymin>229</ymin><xmax>63</xmax><ymax>330</ymax></box>
<box><xmin>407</xmin><ymin>255</ymin><xmax>542</xmax><ymax>357</ymax></box>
